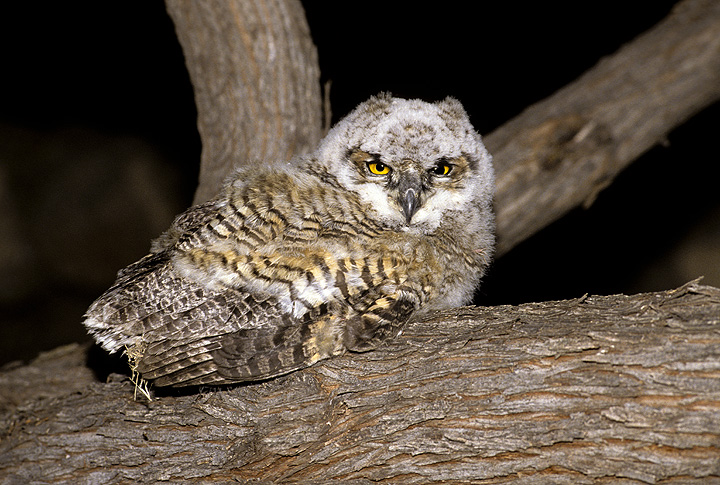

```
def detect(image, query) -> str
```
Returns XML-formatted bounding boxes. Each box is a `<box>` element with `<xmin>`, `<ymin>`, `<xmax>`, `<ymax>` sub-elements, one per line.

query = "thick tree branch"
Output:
<box><xmin>2</xmin><ymin>281</ymin><xmax>719</xmax><ymax>482</ymax></box>
<box><xmin>166</xmin><ymin>0</ymin><xmax>323</xmax><ymax>204</ymax></box>
<box><xmin>487</xmin><ymin>0</ymin><xmax>720</xmax><ymax>255</ymax></box>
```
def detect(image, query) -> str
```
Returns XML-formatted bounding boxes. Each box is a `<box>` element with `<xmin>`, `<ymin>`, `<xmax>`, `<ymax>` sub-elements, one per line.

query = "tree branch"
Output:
<box><xmin>487</xmin><ymin>0</ymin><xmax>720</xmax><ymax>255</ymax></box>
<box><xmin>2</xmin><ymin>281</ymin><xmax>719</xmax><ymax>482</ymax></box>
<box><xmin>166</xmin><ymin>0</ymin><xmax>323</xmax><ymax>204</ymax></box>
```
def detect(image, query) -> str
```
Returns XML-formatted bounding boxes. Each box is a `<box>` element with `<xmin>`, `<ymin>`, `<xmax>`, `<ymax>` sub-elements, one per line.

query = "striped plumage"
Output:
<box><xmin>84</xmin><ymin>94</ymin><xmax>495</xmax><ymax>388</ymax></box>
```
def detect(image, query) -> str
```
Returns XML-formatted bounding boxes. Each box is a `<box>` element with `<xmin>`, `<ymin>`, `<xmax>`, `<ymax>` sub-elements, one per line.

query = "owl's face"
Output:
<box><xmin>314</xmin><ymin>94</ymin><xmax>494</xmax><ymax>233</ymax></box>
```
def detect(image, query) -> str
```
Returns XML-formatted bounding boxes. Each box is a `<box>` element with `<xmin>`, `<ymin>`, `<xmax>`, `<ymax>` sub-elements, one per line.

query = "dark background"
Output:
<box><xmin>1</xmin><ymin>2</ymin><xmax>718</xmax><ymax>365</ymax></box>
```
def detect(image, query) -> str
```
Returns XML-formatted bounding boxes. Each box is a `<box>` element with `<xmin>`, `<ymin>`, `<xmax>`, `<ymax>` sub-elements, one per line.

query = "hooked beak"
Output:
<box><xmin>399</xmin><ymin>188</ymin><xmax>420</xmax><ymax>224</ymax></box>
<box><xmin>397</xmin><ymin>175</ymin><xmax>422</xmax><ymax>224</ymax></box>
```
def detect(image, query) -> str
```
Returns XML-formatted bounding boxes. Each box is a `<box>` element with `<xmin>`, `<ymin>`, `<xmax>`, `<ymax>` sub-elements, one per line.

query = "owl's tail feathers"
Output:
<box><xmin>136</xmin><ymin>315</ymin><xmax>345</xmax><ymax>387</ymax></box>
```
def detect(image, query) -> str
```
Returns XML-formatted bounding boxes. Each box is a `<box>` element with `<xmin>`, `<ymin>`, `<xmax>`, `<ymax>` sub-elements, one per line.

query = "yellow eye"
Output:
<box><xmin>367</xmin><ymin>161</ymin><xmax>391</xmax><ymax>175</ymax></box>
<box><xmin>431</xmin><ymin>161</ymin><xmax>453</xmax><ymax>177</ymax></box>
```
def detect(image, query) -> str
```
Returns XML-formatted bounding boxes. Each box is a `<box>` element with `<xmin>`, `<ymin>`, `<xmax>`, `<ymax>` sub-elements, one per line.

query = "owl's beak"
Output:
<box><xmin>396</xmin><ymin>175</ymin><xmax>423</xmax><ymax>225</ymax></box>
<box><xmin>400</xmin><ymin>188</ymin><xmax>420</xmax><ymax>224</ymax></box>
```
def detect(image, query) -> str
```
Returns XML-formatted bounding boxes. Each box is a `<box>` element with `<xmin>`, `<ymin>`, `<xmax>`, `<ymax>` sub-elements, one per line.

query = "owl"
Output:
<box><xmin>83</xmin><ymin>93</ymin><xmax>495</xmax><ymax>389</ymax></box>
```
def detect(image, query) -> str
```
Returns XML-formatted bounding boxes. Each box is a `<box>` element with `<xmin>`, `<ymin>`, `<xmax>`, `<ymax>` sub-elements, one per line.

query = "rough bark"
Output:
<box><xmin>1</xmin><ymin>281</ymin><xmax>719</xmax><ymax>483</ymax></box>
<box><xmin>165</xmin><ymin>0</ymin><xmax>323</xmax><ymax>204</ymax></box>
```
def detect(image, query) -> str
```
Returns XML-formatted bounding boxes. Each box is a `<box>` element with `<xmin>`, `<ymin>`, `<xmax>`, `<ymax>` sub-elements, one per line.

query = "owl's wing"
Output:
<box><xmin>85</xmin><ymin>199</ymin><xmax>228</xmax><ymax>347</ymax></box>
<box><xmin>120</xmin><ymin>253</ymin><xmax>420</xmax><ymax>387</ymax></box>
<box><xmin>85</xmin><ymin>251</ymin><xmax>235</xmax><ymax>354</ymax></box>
<box><xmin>139</xmin><ymin>303</ymin><xmax>337</xmax><ymax>387</ymax></box>
<box><xmin>85</xmin><ymin>251</ymin><xmax>307</xmax><ymax>386</ymax></box>
<box><xmin>209</xmin><ymin>278</ymin><xmax>423</xmax><ymax>385</ymax></box>
<box><xmin>135</xmin><ymin>277</ymin><xmax>422</xmax><ymax>387</ymax></box>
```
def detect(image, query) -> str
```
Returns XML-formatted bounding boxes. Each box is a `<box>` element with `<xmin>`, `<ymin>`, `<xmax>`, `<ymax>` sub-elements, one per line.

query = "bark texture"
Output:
<box><xmin>1</xmin><ymin>281</ymin><xmax>719</xmax><ymax>483</ymax></box>
<box><xmin>166</xmin><ymin>0</ymin><xmax>323</xmax><ymax>204</ymax></box>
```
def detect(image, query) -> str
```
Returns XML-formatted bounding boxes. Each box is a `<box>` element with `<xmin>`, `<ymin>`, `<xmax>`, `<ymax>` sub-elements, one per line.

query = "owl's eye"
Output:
<box><xmin>431</xmin><ymin>161</ymin><xmax>453</xmax><ymax>177</ymax></box>
<box><xmin>367</xmin><ymin>161</ymin><xmax>391</xmax><ymax>176</ymax></box>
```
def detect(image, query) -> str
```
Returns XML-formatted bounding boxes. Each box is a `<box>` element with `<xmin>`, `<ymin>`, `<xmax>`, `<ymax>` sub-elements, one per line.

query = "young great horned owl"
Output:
<box><xmin>84</xmin><ymin>94</ymin><xmax>495</xmax><ymax>388</ymax></box>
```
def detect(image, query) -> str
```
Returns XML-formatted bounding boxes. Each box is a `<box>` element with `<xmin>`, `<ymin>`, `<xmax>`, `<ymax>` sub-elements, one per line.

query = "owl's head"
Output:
<box><xmin>314</xmin><ymin>93</ymin><xmax>494</xmax><ymax>234</ymax></box>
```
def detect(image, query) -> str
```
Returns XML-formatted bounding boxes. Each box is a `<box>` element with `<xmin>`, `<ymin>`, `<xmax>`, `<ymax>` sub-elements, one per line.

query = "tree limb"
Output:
<box><xmin>2</xmin><ymin>281</ymin><xmax>719</xmax><ymax>482</ymax></box>
<box><xmin>166</xmin><ymin>0</ymin><xmax>323</xmax><ymax>204</ymax></box>
<box><xmin>486</xmin><ymin>0</ymin><xmax>720</xmax><ymax>255</ymax></box>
